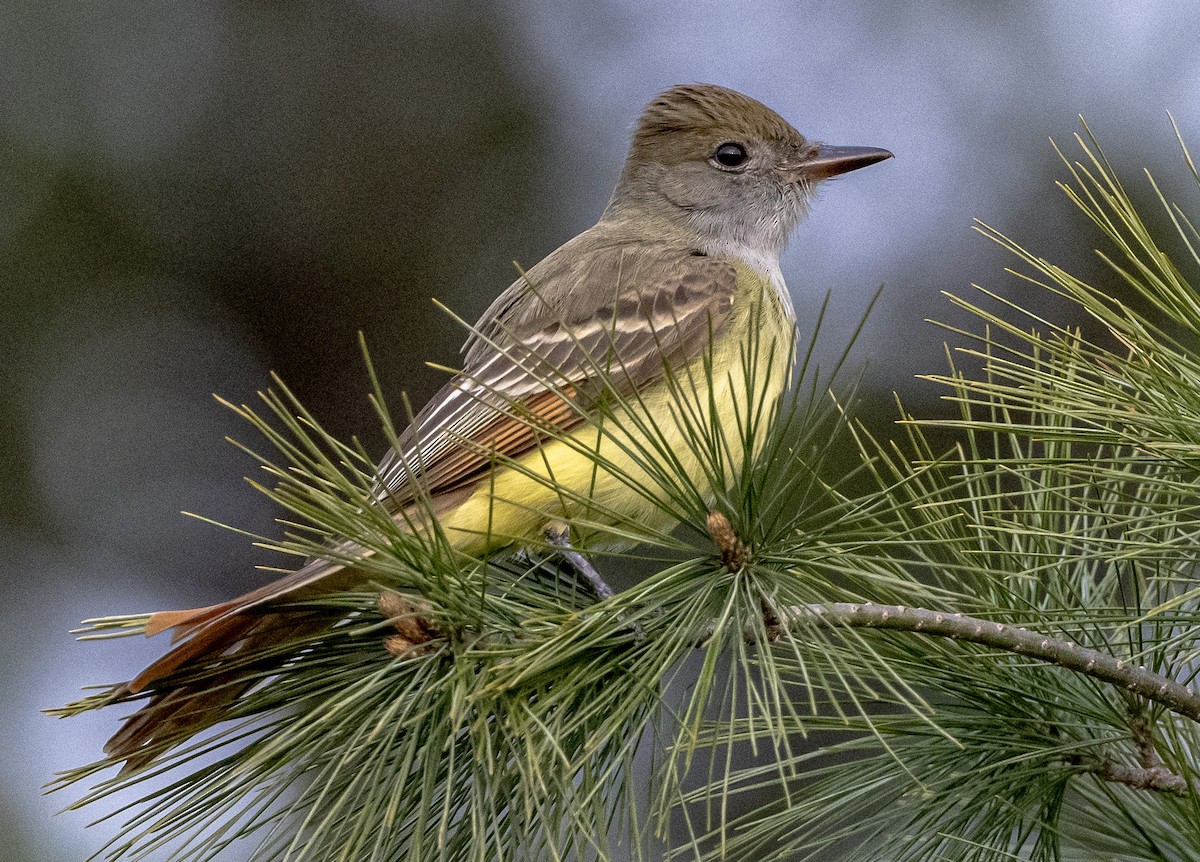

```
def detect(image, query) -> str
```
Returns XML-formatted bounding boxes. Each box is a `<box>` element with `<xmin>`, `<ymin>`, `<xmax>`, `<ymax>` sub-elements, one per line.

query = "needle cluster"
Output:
<box><xmin>50</xmin><ymin>122</ymin><xmax>1200</xmax><ymax>862</ymax></box>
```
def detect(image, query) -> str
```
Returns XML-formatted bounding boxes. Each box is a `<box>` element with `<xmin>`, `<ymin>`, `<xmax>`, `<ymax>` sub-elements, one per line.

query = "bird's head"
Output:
<box><xmin>607</xmin><ymin>83</ymin><xmax>892</xmax><ymax>261</ymax></box>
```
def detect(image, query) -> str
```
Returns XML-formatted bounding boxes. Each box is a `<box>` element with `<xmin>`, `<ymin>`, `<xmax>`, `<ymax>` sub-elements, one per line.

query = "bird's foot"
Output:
<box><xmin>543</xmin><ymin>521</ymin><xmax>616</xmax><ymax>601</ymax></box>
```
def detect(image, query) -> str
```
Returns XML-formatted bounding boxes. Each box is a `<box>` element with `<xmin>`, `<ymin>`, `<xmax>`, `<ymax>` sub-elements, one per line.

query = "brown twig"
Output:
<box><xmin>1055</xmin><ymin>706</ymin><xmax>1191</xmax><ymax>796</ymax></box>
<box><xmin>1125</xmin><ymin>696</ymin><xmax>1166</xmax><ymax>770</ymax></box>
<box><xmin>379</xmin><ymin>590</ymin><xmax>442</xmax><ymax>656</ymax></box>
<box><xmin>707</xmin><ymin>512</ymin><xmax>748</xmax><ymax>571</ymax></box>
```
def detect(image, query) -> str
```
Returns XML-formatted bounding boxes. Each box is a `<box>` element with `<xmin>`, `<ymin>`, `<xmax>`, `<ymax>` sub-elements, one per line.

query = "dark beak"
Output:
<box><xmin>790</xmin><ymin>144</ymin><xmax>893</xmax><ymax>182</ymax></box>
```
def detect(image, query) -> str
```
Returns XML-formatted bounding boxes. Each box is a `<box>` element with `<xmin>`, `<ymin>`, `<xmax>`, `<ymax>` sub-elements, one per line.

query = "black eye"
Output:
<box><xmin>713</xmin><ymin>142</ymin><xmax>748</xmax><ymax>169</ymax></box>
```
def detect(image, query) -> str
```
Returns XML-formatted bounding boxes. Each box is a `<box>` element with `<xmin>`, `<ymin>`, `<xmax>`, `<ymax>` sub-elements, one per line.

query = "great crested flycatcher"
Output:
<box><xmin>104</xmin><ymin>83</ymin><xmax>891</xmax><ymax>767</ymax></box>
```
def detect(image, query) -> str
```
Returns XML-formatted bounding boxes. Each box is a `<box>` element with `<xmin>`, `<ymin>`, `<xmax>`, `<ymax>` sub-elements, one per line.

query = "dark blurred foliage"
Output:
<box><xmin>3</xmin><ymin>5</ymin><xmax>553</xmax><ymax>531</ymax></box>
<box><xmin>3</xmin><ymin>2</ymin><xmax>1199</xmax><ymax>858</ymax></box>
<box><xmin>2</xmin><ymin>4</ymin><xmax>555</xmax><ymax>856</ymax></box>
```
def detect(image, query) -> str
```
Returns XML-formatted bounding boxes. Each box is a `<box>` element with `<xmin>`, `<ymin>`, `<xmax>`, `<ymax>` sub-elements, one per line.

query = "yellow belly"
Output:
<box><xmin>439</xmin><ymin>278</ymin><xmax>795</xmax><ymax>555</ymax></box>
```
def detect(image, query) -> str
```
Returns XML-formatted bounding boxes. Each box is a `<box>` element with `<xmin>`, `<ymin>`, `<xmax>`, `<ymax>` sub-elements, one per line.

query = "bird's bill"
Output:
<box><xmin>789</xmin><ymin>144</ymin><xmax>894</xmax><ymax>181</ymax></box>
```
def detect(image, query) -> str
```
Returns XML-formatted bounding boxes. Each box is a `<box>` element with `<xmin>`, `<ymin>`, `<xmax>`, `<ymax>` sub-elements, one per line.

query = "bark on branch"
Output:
<box><xmin>1085</xmin><ymin>757</ymin><xmax>1190</xmax><ymax>796</ymax></box>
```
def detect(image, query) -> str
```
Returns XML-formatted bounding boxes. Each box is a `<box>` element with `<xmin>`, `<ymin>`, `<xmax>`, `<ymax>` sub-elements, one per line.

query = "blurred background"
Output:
<box><xmin>3</xmin><ymin>2</ymin><xmax>1200</xmax><ymax>859</ymax></box>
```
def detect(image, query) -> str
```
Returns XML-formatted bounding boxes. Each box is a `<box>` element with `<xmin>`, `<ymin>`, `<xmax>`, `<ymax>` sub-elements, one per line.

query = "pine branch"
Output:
<box><xmin>701</xmin><ymin>511</ymin><xmax>1200</xmax><ymax>728</ymax></box>
<box><xmin>739</xmin><ymin>602</ymin><xmax>1200</xmax><ymax>727</ymax></box>
<box><xmin>1081</xmin><ymin>756</ymin><xmax>1190</xmax><ymax>796</ymax></box>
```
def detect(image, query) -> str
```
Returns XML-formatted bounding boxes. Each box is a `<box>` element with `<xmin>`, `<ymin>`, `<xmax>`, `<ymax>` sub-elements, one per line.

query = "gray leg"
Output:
<box><xmin>543</xmin><ymin>522</ymin><xmax>615</xmax><ymax>600</ymax></box>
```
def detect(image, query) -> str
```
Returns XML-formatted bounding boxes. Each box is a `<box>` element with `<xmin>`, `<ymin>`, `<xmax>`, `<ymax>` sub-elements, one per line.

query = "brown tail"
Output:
<box><xmin>104</xmin><ymin>558</ymin><xmax>358</xmax><ymax>773</ymax></box>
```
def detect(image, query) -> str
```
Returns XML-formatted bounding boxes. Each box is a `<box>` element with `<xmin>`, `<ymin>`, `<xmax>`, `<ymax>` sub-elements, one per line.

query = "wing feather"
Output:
<box><xmin>374</xmin><ymin>234</ymin><xmax>740</xmax><ymax>506</ymax></box>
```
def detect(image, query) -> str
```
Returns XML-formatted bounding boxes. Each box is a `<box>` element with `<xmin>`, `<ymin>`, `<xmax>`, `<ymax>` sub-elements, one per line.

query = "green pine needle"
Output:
<box><xmin>51</xmin><ymin>119</ymin><xmax>1200</xmax><ymax>862</ymax></box>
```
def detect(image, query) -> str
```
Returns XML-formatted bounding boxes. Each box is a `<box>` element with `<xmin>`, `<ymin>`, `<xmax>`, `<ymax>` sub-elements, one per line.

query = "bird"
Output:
<box><xmin>102</xmin><ymin>83</ymin><xmax>892</xmax><ymax>770</ymax></box>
